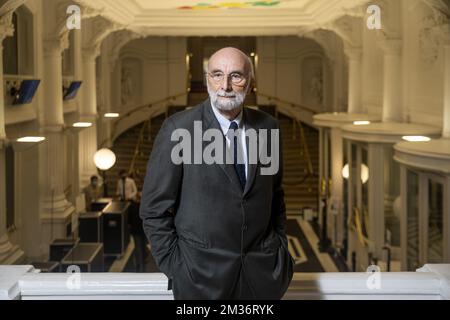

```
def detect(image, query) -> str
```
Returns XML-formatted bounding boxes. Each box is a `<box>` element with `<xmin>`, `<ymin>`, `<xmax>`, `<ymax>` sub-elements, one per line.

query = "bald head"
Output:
<box><xmin>205</xmin><ymin>47</ymin><xmax>254</xmax><ymax>117</ymax></box>
<box><xmin>207</xmin><ymin>47</ymin><xmax>254</xmax><ymax>81</ymax></box>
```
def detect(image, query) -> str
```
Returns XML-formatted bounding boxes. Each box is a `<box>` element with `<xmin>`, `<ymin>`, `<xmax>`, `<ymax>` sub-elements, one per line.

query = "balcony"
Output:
<box><xmin>1</xmin><ymin>264</ymin><xmax>449</xmax><ymax>300</ymax></box>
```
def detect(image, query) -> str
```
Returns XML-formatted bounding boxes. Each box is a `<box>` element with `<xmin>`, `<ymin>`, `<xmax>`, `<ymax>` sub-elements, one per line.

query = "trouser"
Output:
<box><xmin>229</xmin><ymin>266</ymin><xmax>256</xmax><ymax>300</ymax></box>
<box><xmin>133</xmin><ymin>233</ymin><xmax>147</xmax><ymax>272</ymax></box>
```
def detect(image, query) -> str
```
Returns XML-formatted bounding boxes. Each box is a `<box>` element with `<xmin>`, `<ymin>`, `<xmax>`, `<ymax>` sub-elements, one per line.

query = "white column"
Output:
<box><xmin>0</xmin><ymin>19</ymin><xmax>25</xmax><ymax>264</ymax></box>
<box><xmin>443</xmin><ymin>44</ymin><xmax>450</xmax><ymax>138</ymax></box>
<box><xmin>78</xmin><ymin>47</ymin><xmax>100</xmax><ymax>188</ymax></box>
<box><xmin>344</xmin><ymin>47</ymin><xmax>363</xmax><ymax>114</ymax></box>
<box><xmin>330</xmin><ymin>127</ymin><xmax>344</xmax><ymax>247</ymax></box>
<box><xmin>368</xmin><ymin>144</ymin><xmax>385</xmax><ymax>260</ymax></box>
<box><xmin>379</xmin><ymin>39</ymin><xmax>403</xmax><ymax>123</ymax></box>
<box><xmin>39</xmin><ymin>38</ymin><xmax>75</xmax><ymax>257</ymax></box>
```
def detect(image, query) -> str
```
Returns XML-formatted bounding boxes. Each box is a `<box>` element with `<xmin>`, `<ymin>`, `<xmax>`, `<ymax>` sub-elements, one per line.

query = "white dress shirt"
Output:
<box><xmin>211</xmin><ymin>103</ymin><xmax>248</xmax><ymax>178</ymax></box>
<box><xmin>116</xmin><ymin>177</ymin><xmax>138</xmax><ymax>201</ymax></box>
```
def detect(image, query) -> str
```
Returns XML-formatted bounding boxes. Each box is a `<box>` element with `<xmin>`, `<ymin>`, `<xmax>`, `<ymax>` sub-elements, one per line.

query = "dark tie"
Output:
<box><xmin>229</xmin><ymin>121</ymin><xmax>246</xmax><ymax>190</ymax></box>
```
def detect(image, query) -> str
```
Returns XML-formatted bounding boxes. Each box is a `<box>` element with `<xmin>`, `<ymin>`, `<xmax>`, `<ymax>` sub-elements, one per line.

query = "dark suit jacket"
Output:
<box><xmin>140</xmin><ymin>99</ymin><xmax>294</xmax><ymax>299</ymax></box>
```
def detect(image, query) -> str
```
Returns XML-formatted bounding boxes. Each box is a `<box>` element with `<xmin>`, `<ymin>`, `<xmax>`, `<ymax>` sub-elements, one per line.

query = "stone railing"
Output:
<box><xmin>0</xmin><ymin>264</ymin><xmax>448</xmax><ymax>300</ymax></box>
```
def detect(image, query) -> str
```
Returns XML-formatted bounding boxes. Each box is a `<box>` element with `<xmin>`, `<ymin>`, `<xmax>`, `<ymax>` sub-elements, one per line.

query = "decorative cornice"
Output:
<box><xmin>419</xmin><ymin>6</ymin><xmax>450</xmax><ymax>64</ymax></box>
<box><xmin>0</xmin><ymin>13</ymin><xmax>14</xmax><ymax>41</ymax></box>
<box><xmin>43</xmin><ymin>37</ymin><xmax>66</xmax><ymax>57</ymax></box>
<box><xmin>0</xmin><ymin>0</ymin><xmax>27</xmax><ymax>42</ymax></box>
<box><xmin>82</xmin><ymin>16</ymin><xmax>122</xmax><ymax>59</ymax></box>
<box><xmin>0</xmin><ymin>0</ymin><xmax>27</xmax><ymax>18</ymax></box>
<box><xmin>327</xmin><ymin>15</ymin><xmax>363</xmax><ymax>48</ymax></box>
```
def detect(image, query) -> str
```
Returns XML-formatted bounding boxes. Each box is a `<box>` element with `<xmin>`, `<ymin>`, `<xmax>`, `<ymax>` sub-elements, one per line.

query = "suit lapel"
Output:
<box><xmin>202</xmin><ymin>99</ymin><xmax>243</xmax><ymax>192</ymax></box>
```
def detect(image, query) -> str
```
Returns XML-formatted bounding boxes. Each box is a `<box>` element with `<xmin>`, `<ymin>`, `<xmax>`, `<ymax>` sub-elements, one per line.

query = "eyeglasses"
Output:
<box><xmin>205</xmin><ymin>71</ymin><xmax>247</xmax><ymax>86</ymax></box>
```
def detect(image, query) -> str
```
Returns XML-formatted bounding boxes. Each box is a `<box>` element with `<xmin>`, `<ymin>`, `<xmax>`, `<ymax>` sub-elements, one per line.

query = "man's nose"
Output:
<box><xmin>220</xmin><ymin>75</ymin><xmax>232</xmax><ymax>91</ymax></box>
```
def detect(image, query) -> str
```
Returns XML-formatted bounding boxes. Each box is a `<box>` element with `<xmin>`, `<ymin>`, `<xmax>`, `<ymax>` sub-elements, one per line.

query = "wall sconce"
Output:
<box><xmin>402</xmin><ymin>136</ymin><xmax>431</xmax><ymax>142</ymax></box>
<box><xmin>10</xmin><ymin>136</ymin><xmax>46</xmax><ymax>152</ymax></box>
<box><xmin>353</xmin><ymin>121</ymin><xmax>371</xmax><ymax>126</ymax></box>
<box><xmin>72</xmin><ymin>122</ymin><xmax>92</xmax><ymax>128</ymax></box>
<box><xmin>342</xmin><ymin>163</ymin><xmax>370</xmax><ymax>184</ymax></box>
<box><xmin>104</xmin><ymin>113</ymin><xmax>120</xmax><ymax>118</ymax></box>
<box><xmin>94</xmin><ymin>148</ymin><xmax>117</xmax><ymax>197</ymax></box>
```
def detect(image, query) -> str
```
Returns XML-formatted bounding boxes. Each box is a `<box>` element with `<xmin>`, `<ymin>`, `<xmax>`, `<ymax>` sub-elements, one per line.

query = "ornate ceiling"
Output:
<box><xmin>74</xmin><ymin>0</ymin><xmax>371</xmax><ymax>36</ymax></box>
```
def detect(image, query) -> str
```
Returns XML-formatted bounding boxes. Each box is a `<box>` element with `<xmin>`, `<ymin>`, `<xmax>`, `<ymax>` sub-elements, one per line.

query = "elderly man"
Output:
<box><xmin>140</xmin><ymin>47</ymin><xmax>294</xmax><ymax>300</ymax></box>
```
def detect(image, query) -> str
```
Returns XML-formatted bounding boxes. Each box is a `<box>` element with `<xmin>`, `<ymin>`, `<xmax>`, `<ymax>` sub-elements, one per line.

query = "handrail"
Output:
<box><xmin>2</xmin><ymin>264</ymin><xmax>449</xmax><ymax>300</ymax></box>
<box><xmin>128</xmin><ymin>120</ymin><xmax>149</xmax><ymax>183</ymax></box>
<box><xmin>99</xmin><ymin>92</ymin><xmax>188</xmax><ymax>148</ymax></box>
<box><xmin>282</xmin><ymin>117</ymin><xmax>315</xmax><ymax>187</ymax></box>
<box><xmin>256</xmin><ymin>92</ymin><xmax>318</xmax><ymax>115</ymax></box>
<box><xmin>295</xmin><ymin>118</ymin><xmax>314</xmax><ymax>175</ymax></box>
<box><xmin>256</xmin><ymin>92</ymin><xmax>316</xmax><ymax>187</ymax></box>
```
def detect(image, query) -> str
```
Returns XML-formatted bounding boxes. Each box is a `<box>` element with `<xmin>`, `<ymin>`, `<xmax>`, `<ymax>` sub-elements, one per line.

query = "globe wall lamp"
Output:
<box><xmin>94</xmin><ymin>148</ymin><xmax>116</xmax><ymax>197</ymax></box>
<box><xmin>342</xmin><ymin>163</ymin><xmax>370</xmax><ymax>184</ymax></box>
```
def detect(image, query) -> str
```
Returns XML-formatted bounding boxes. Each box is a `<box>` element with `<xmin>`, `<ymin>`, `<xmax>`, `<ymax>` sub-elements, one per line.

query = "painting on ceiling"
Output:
<box><xmin>177</xmin><ymin>1</ymin><xmax>286</xmax><ymax>10</ymax></box>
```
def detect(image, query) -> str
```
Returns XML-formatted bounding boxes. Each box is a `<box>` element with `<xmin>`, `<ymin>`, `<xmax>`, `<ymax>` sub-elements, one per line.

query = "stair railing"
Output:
<box><xmin>256</xmin><ymin>92</ymin><xmax>318</xmax><ymax>116</ymax></box>
<box><xmin>127</xmin><ymin>119</ymin><xmax>149</xmax><ymax>187</ymax></box>
<box><xmin>293</xmin><ymin>118</ymin><xmax>314</xmax><ymax>176</ymax></box>
<box><xmin>99</xmin><ymin>92</ymin><xmax>188</xmax><ymax>148</ymax></box>
<box><xmin>255</xmin><ymin>92</ymin><xmax>316</xmax><ymax>186</ymax></box>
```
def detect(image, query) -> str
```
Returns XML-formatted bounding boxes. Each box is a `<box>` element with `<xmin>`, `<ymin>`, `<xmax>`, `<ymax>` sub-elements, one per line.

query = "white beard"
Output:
<box><xmin>207</xmin><ymin>81</ymin><xmax>248</xmax><ymax>111</ymax></box>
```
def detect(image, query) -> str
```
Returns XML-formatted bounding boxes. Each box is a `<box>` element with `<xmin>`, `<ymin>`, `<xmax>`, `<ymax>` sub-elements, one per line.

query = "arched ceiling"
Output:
<box><xmin>74</xmin><ymin>0</ymin><xmax>371</xmax><ymax>36</ymax></box>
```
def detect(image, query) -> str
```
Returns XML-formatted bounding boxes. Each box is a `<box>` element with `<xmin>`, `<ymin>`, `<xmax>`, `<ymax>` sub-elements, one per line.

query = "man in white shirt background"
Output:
<box><xmin>116</xmin><ymin>169</ymin><xmax>138</xmax><ymax>202</ymax></box>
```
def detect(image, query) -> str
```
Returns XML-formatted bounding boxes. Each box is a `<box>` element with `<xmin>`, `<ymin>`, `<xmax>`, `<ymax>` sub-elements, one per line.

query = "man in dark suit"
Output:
<box><xmin>140</xmin><ymin>47</ymin><xmax>294</xmax><ymax>300</ymax></box>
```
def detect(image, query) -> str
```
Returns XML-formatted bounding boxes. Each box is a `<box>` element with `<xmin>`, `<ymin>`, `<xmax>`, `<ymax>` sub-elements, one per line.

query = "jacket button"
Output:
<box><xmin>242</xmin><ymin>224</ymin><xmax>248</xmax><ymax>231</ymax></box>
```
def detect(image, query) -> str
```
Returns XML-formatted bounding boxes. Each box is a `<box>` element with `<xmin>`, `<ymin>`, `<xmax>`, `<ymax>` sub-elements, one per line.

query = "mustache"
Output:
<box><xmin>216</xmin><ymin>90</ymin><xmax>237</xmax><ymax>98</ymax></box>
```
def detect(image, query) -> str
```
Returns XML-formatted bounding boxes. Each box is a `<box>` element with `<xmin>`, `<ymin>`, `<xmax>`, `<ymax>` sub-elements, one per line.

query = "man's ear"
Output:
<box><xmin>246</xmin><ymin>78</ymin><xmax>255</xmax><ymax>94</ymax></box>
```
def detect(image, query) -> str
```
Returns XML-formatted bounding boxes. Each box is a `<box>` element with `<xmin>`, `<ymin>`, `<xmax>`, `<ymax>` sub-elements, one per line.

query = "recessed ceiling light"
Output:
<box><xmin>73</xmin><ymin>122</ymin><xmax>92</xmax><ymax>128</ymax></box>
<box><xmin>104</xmin><ymin>113</ymin><xmax>120</xmax><ymax>118</ymax></box>
<box><xmin>402</xmin><ymin>136</ymin><xmax>431</xmax><ymax>142</ymax></box>
<box><xmin>17</xmin><ymin>136</ymin><xmax>46</xmax><ymax>143</ymax></box>
<box><xmin>353</xmin><ymin>120</ymin><xmax>371</xmax><ymax>126</ymax></box>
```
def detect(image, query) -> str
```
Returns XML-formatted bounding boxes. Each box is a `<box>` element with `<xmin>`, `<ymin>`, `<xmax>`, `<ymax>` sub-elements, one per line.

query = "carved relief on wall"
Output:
<box><xmin>310</xmin><ymin>66</ymin><xmax>323</xmax><ymax>105</ymax></box>
<box><xmin>302</xmin><ymin>56</ymin><xmax>324</xmax><ymax>108</ymax></box>
<box><xmin>121</xmin><ymin>66</ymin><xmax>133</xmax><ymax>106</ymax></box>
<box><xmin>120</xmin><ymin>57</ymin><xmax>143</xmax><ymax>108</ymax></box>
<box><xmin>419</xmin><ymin>4</ymin><xmax>450</xmax><ymax>64</ymax></box>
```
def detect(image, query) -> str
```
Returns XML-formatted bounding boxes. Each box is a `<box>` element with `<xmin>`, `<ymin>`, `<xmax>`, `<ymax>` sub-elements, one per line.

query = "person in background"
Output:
<box><xmin>83</xmin><ymin>175</ymin><xmax>102</xmax><ymax>211</ymax></box>
<box><xmin>116</xmin><ymin>170</ymin><xmax>146</xmax><ymax>271</ymax></box>
<box><xmin>116</xmin><ymin>169</ymin><xmax>138</xmax><ymax>202</ymax></box>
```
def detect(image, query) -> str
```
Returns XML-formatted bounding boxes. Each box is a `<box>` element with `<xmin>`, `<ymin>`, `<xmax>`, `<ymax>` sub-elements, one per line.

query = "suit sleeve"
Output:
<box><xmin>139</xmin><ymin>117</ymin><xmax>182</xmax><ymax>278</ymax></box>
<box><xmin>271</xmin><ymin>120</ymin><xmax>288</xmax><ymax>248</ymax></box>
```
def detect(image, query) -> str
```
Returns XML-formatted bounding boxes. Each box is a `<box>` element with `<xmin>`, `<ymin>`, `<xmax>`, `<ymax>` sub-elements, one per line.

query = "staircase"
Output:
<box><xmin>279</xmin><ymin>114</ymin><xmax>319</xmax><ymax>214</ymax></box>
<box><xmin>105</xmin><ymin>115</ymin><xmax>166</xmax><ymax>197</ymax></box>
<box><xmin>108</xmin><ymin>107</ymin><xmax>319</xmax><ymax>215</ymax></box>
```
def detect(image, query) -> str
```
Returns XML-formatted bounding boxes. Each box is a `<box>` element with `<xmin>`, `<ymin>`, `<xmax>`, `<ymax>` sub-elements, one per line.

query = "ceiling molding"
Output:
<box><xmin>72</xmin><ymin>0</ymin><xmax>375</xmax><ymax>37</ymax></box>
